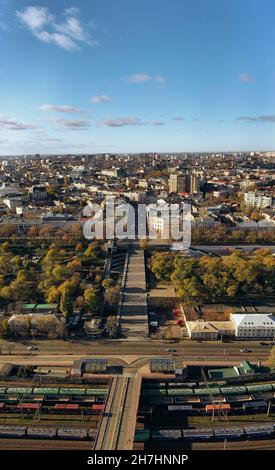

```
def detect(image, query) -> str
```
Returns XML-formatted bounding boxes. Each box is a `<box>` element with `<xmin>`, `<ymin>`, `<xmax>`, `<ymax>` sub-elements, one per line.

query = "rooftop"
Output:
<box><xmin>231</xmin><ymin>313</ymin><xmax>275</xmax><ymax>328</ymax></box>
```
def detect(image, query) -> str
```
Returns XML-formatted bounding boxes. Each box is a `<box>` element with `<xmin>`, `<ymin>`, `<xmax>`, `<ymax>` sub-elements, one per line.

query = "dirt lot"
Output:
<box><xmin>183</xmin><ymin>304</ymin><xmax>231</xmax><ymax>322</ymax></box>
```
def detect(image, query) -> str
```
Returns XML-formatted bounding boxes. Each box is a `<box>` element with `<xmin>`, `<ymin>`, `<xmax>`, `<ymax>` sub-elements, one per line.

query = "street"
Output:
<box><xmin>0</xmin><ymin>338</ymin><xmax>272</xmax><ymax>363</ymax></box>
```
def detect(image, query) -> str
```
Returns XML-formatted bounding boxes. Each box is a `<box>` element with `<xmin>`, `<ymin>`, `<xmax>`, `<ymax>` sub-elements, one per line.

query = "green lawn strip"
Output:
<box><xmin>187</xmin><ymin>413</ymin><xmax>275</xmax><ymax>428</ymax></box>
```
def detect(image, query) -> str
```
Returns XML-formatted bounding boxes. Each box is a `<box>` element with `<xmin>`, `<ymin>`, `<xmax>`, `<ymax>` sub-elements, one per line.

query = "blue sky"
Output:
<box><xmin>1</xmin><ymin>0</ymin><xmax>275</xmax><ymax>154</ymax></box>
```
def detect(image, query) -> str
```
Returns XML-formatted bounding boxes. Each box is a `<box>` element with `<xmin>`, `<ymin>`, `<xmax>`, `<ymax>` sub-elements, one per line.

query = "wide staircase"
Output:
<box><xmin>119</xmin><ymin>246</ymin><xmax>149</xmax><ymax>341</ymax></box>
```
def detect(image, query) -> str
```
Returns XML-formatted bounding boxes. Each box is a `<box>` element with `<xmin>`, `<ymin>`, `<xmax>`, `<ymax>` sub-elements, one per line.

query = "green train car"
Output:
<box><xmin>194</xmin><ymin>388</ymin><xmax>221</xmax><ymax>396</ymax></box>
<box><xmin>33</xmin><ymin>388</ymin><xmax>59</xmax><ymax>395</ymax></box>
<box><xmin>142</xmin><ymin>389</ymin><xmax>167</xmax><ymax>397</ymax></box>
<box><xmin>134</xmin><ymin>430</ymin><xmax>150</xmax><ymax>442</ymax></box>
<box><xmin>6</xmin><ymin>388</ymin><xmax>33</xmax><ymax>395</ymax></box>
<box><xmin>220</xmin><ymin>386</ymin><xmax>247</xmax><ymax>396</ymax></box>
<box><xmin>59</xmin><ymin>388</ymin><xmax>86</xmax><ymax>396</ymax></box>
<box><xmin>85</xmin><ymin>388</ymin><xmax>108</xmax><ymax>396</ymax></box>
<box><xmin>246</xmin><ymin>384</ymin><xmax>272</xmax><ymax>393</ymax></box>
<box><xmin>167</xmin><ymin>389</ymin><xmax>193</xmax><ymax>396</ymax></box>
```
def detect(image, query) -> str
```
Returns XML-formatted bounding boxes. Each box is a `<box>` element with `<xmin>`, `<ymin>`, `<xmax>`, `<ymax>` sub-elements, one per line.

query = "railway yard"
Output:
<box><xmin>133</xmin><ymin>378</ymin><xmax>275</xmax><ymax>450</ymax></box>
<box><xmin>0</xmin><ymin>372</ymin><xmax>275</xmax><ymax>450</ymax></box>
<box><xmin>0</xmin><ymin>381</ymin><xmax>110</xmax><ymax>449</ymax></box>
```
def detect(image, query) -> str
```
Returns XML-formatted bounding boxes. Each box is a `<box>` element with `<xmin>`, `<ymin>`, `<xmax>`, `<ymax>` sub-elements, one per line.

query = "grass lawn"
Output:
<box><xmin>0</xmin><ymin>412</ymin><xmax>100</xmax><ymax>427</ymax></box>
<box><xmin>188</xmin><ymin>412</ymin><xmax>275</xmax><ymax>428</ymax></box>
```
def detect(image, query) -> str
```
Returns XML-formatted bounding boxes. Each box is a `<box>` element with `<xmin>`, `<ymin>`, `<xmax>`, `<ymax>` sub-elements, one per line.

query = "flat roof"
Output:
<box><xmin>150</xmin><ymin>358</ymin><xmax>175</xmax><ymax>373</ymax></box>
<box><xmin>208</xmin><ymin>367</ymin><xmax>239</xmax><ymax>380</ymax></box>
<box><xmin>84</xmin><ymin>359</ymin><xmax>108</xmax><ymax>373</ymax></box>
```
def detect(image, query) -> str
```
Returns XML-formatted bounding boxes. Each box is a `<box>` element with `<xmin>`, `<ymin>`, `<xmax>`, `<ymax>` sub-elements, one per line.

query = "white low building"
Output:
<box><xmin>231</xmin><ymin>313</ymin><xmax>275</xmax><ymax>339</ymax></box>
<box><xmin>186</xmin><ymin>319</ymin><xmax>235</xmax><ymax>340</ymax></box>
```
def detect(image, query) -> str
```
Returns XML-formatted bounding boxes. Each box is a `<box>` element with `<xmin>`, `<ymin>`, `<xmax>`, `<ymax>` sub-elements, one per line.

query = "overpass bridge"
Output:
<box><xmin>94</xmin><ymin>372</ymin><xmax>142</xmax><ymax>450</ymax></box>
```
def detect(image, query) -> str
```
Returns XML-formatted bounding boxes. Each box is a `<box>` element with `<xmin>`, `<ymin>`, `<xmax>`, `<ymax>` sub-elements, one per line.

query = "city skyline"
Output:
<box><xmin>1</xmin><ymin>0</ymin><xmax>275</xmax><ymax>154</ymax></box>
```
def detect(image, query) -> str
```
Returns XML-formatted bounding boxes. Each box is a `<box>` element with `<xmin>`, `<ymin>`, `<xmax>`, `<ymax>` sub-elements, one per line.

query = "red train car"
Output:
<box><xmin>17</xmin><ymin>403</ymin><xmax>41</xmax><ymax>410</ymax></box>
<box><xmin>92</xmin><ymin>404</ymin><xmax>105</xmax><ymax>413</ymax></box>
<box><xmin>205</xmin><ymin>404</ymin><xmax>231</xmax><ymax>413</ymax></box>
<box><xmin>54</xmin><ymin>404</ymin><xmax>79</xmax><ymax>411</ymax></box>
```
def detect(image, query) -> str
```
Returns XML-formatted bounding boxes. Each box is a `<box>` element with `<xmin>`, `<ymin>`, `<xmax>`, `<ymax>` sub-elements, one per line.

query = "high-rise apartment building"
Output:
<box><xmin>244</xmin><ymin>191</ymin><xmax>273</xmax><ymax>209</ymax></box>
<box><xmin>189</xmin><ymin>174</ymin><xmax>200</xmax><ymax>194</ymax></box>
<box><xmin>169</xmin><ymin>173</ymin><xmax>200</xmax><ymax>194</ymax></box>
<box><xmin>169</xmin><ymin>173</ymin><xmax>186</xmax><ymax>193</ymax></box>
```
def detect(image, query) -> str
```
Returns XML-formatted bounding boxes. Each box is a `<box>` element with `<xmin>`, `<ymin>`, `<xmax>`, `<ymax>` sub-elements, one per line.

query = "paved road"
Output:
<box><xmin>0</xmin><ymin>339</ymin><xmax>271</xmax><ymax>366</ymax></box>
<box><xmin>0</xmin><ymin>338</ymin><xmax>272</xmax><ymax>354</ymax></box>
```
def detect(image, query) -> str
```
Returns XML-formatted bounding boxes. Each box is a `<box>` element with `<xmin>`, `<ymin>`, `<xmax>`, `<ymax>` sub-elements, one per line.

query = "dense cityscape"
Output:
<box><xmin>0</xmin><ymin>151</ymin><xmax>274</xmax><ymax>453</ymax></box>
<box><xmin>1</xmin><ymin>0</ymin><xmax>275</xmax><ymax>461</ymax></box>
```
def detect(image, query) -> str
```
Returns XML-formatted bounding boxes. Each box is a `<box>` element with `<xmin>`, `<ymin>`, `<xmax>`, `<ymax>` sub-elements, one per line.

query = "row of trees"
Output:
<box><xmin>150</xmin><ymin>249</ymin><xmax>275</xmax><ymax>305</ymax></box>
<box><xmin>0</xmin><ymin>223</ymin><xmax>84</xmax><ymax>244</ymax></box>
<box><xmin>0</xmin><ymin>241</ymin><xmax>106</xmax><ymax>319</ymax></box>
<box><xmin>191</xmin><ymin>226</ymin><xmax>275</xmax><ymax>244</ymax></box>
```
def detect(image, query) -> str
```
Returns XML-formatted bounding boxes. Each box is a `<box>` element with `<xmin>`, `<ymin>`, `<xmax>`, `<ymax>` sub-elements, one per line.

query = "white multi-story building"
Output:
<box><xmin>244</xmin><ymin>191</ymin><xmax>273</xmax><ymax>209</ymax></box>
<box><xmin>231</xmin><ymin>313</ymin><xmax>275</xmax><ymax>339</ymax></box>
<box><xmin>146</xmin><ymin>200</ymin><xmax>183</xmax><ymax>238</ymax></box>
<box><xmin>0</xmin><ymin>183</ymin><xmax>21</xmax><ymax>198</ymax></box>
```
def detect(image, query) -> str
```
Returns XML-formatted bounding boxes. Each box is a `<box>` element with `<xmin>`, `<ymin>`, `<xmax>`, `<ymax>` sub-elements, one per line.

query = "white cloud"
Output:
<box><xmin>39</xmin><ymin>104</ymin><xmax>90</xmax><ymax>113</ymax></box>
<box><xmin>64</xmin><ymin>7</ymin><xmax>80</xmax><ymax>17</ymax></box>
<box><xmin>90</xmin><ymin>95</ymin><xmax>112</xmax><ymax>103</ymax></box>
<box><xmin>16</xmin><ymin>6</ymin><xmax>54</xmax><ymax>31</ymax></box>
<box><xmin>123</xmin><ymin>74</ymin><xmax>166</xmax><ymax>84</ymax></box>
<box><xmin>155</xmin><ymin>75</ymin><xmax>166</xmax><ymax>85</ymax></box>
<box><xmin>240</xmin><ymin>73</ymin><xmax>254</xmax><ymax>83</ymax></box>
<box><xmin>151</xmin><ymin>121</ymin><xmax>165</xmax><ymax>126</ymax></box>
<box><xmin>172</xmin><ymin>117</ymin><xmax>186</xmax><ymax>121</ymax></box>
<box><xmin>97</xmin><ymin>117</ymin><xmax>146</xmax><ymax>127</ymax></box>
<box><xmin>96</xmin><ymin>117</ymin><xmax>165</xmax><ymax>127</ymax></box>
<box><xmin>53</xmin><ymin>118</ymin><xmax>91</xmax><ymax>129</ymax></box>
<box><xmin>0</xmin><ymin>114</ymin><xmax>38</xmax><ymax>130</ymax></box>
<box><xmin>34</xmin><ymin>30</ymin><xmax>78</xmax><ymax>50</ymax></box>
<box><xmin>16</xmin><ymin>6</ymin><xmax>97</xmax><ymax>51</ymax></box>
<box><xmin>237</xmin><ymin>115</ymin><xmax>275</xmax><ymax>123</ymax></box>
<box><xmin>54</xmin><ymin>16</ymin><xmax>96</xmax><ymax>46</ymax></box>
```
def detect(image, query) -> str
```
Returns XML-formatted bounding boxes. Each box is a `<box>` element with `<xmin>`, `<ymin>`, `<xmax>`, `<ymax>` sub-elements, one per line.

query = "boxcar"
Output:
<box><xmin>151</xmin><ymin>429</ymin><xmax>182</xmax><ymax>440</ymax></box>
<box><xmin>214</xmin><ymin>427</ymin><xmax>245</xmax><ymax>440</ymax></box>
<box><xmin>57</xmin><ymin>428</ymin><xmax>88</xmax><ymax>440</ymax></box>
<box><xmin>183</xmin><ymin>428</ymin><xmax>214</xmax><ymax>440</ymax></box>
<box><xmin>0</xmin><ymin>426</ymin><xmax>27</xmax><ymax>437</ymax></box>
<box><xmin>27</xmin><ymin>427</ymin><xmax>57</xmax><ymax>439</ymax></box>
<box><xmin>245</xmin><ymin>425</ymin><xmax>274</xmax><ymax>438</ymax></box>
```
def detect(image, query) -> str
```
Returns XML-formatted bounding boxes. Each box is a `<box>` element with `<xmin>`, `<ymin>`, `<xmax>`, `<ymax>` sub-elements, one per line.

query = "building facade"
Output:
<box><xmin>231</xmin><ymin>313</ymin><xmax>275</xmax><ymax>339</ymax></box>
